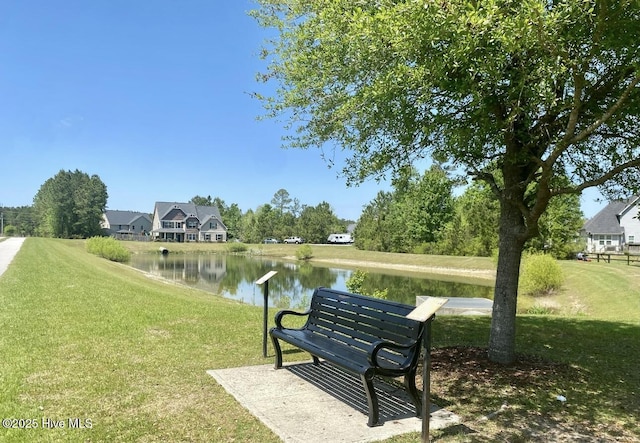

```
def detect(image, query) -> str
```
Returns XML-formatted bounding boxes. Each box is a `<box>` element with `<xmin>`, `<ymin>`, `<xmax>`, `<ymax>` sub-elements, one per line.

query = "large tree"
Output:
<box><xmin>253</xmin><ymin>0</ymin><xmax>640</xmax><ymax>363</ymax></box>
<box><xmin>33</xmin><ymin>169</ymin><xmax>108</xmax><ymax>238</ymax></box>
<box><xmin>271</xmin><ymin>188</ymin><xmax>293</xmax><ymax>214</ymax></box>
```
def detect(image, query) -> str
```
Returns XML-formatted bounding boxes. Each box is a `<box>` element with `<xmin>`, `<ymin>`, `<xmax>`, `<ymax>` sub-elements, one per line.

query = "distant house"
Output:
<box><xmin>582</xmin><ymin>196</ymin><xmax>640</xmax><ymax>253</ymax></box>
<box><xmin>151</xmin><ymin>202</ymin><xmax>227</xmax><ymax>242</ymax></box>
<box><xmin>101</xmin><ymin>210</ymin><xmax>152</xmax><ymax>238</ymax></box>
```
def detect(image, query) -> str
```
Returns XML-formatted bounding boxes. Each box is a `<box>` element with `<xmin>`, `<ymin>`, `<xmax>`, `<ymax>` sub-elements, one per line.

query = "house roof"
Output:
<box><xmin>583</xmin><ymin>196</ymin><xmax>639</xmax><ymax>235</ymax></box>
<box><xmin>154</xmin><ymin>202</ymin><xmax>226</xmax><ymax>229</ymax></box>
<box><xmin>620</xmin><ymin>195</ymin><xmax>640</xmax><ymax>218</ymax></box>
<box><xmin>104</xmin><ymin>210</ymin><xmax>152</xmax><ymax>226</ymax></box>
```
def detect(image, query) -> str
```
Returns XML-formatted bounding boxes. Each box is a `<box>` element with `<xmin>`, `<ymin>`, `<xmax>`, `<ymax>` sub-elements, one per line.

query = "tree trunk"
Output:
<box><xmin>488</xmin><ymin>199</ymin><xmax>527</xmax><ymax>364</ymax></box>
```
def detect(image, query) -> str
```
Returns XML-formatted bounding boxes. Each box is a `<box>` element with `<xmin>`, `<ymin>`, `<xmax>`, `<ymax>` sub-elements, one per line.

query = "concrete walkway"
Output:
<box><xmin>208</xmin><ymin>361</ymin><xmax>460</xmax><ymax>443</ymax></box>
<box><xmin>0</xmin><ymin>237</ymin><xmax>25</xmax><ymax>277</ymax></box>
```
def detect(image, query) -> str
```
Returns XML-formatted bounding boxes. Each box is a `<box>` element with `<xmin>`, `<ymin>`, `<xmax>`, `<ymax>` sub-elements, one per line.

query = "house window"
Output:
<box><xmin>210</xmin><ymin>221</ymin><xmax>217</xmax><ymax>229</ymax></box>
<box><xmin>188</xmin><ymin>220</ymin><xmax>198</xmax><ymax>229</ymax></box>
<box><xmin>216</xmin><ymin>234</ymin><xmax>224</xmax><ymax>241</ymax></box>
<box><xmin>629</xmin><ymin>236</ymin><xmax>635</xmax><ymax>243</ymax></box>
<box><xmin>187</xmin><ymin>233</ymin><xmax>197</xmax><ymax>241</ymax></box>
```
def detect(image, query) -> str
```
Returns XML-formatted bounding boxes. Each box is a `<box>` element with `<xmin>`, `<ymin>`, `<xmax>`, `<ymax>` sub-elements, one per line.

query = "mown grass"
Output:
<box><xmin>0</xmin><ymin>238</ymin><xmax>280</xmax><ymax>442</ymax></box>
<box><xmin>0</xmin><ymin>238</ymin><xmax>638</xmax><ymax>442</ymax></box>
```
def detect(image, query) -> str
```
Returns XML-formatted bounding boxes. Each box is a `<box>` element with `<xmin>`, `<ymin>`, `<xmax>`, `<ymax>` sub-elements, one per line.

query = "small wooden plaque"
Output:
<box><xmin>256</xmin><ymin>270</ymin><xmax>278</xmax><ymax>285</ymax></box>
<box><xmin>407</xmin><ymin>297</ymin><xmax>448</xmax><ymax>322</ymax></box>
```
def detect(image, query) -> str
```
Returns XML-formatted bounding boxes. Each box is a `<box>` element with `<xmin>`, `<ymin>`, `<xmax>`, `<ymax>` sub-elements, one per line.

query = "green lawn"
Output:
<box><xmin>0</xmin><ymin>239</ymin><xmax>280</xmax><ymax>442</ymax></box>
<box><xmin>0</xmin><ymin>238</ymin><xmax>638</xmax><ymax>442</ymax></box>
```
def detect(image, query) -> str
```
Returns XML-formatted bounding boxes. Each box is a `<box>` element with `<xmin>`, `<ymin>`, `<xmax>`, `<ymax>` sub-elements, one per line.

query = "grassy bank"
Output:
<box><xmin>0</xmin><ymin>238</ymin><xmax>280</xmax><ymax>442</ymax></box>
<box><xmin>127</xmin><ymin>241</ymin><xmax>497</xmax><ymax>270</ymax></box>
<box><xmin>0</xmin><ymin>238</ymin><xmax>638</xmax><ymax>441</ymax></box>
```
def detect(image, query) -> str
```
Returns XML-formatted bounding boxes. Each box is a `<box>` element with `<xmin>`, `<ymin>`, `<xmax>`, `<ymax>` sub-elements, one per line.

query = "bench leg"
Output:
<box><xmin>271</xmin><ymin>335</ymin><xmax>283</xmax><ymax>369</ymax></box>
<box><xmin>404</xmin><ymin>370</ymin><xmax>422</xmax><ymax>417</ymax></box>
<box><xmin>361</xmin><ymin>374</ymin><xmax>380</xmax><ymax>427</ymax></box>
<box><xmin>311</xmin><ymin>355</ymin><xmax>320</xmax><ymax>365</ymax></box>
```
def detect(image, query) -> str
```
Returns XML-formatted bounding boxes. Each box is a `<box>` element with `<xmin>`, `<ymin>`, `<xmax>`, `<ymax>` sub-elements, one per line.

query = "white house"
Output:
<box><xmin>151</xmin><ymin>202</ymin><xmax>227</xmax><ymax>242</ymax></box>
<box><xmin>582</xmin><ymin>196</ymin><xmax>640</xmax><ymax>253</ymax></box>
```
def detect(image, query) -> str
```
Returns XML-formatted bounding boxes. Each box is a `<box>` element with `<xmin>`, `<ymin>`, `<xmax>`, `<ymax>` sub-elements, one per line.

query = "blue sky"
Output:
<box><xmin>0</xmin><ymin>0</ymin><xmax>607</xmax><ymax>220</ymax></box>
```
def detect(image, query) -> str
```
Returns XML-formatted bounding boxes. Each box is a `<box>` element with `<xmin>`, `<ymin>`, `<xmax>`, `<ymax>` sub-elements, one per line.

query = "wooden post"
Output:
<box><xmin>256</xmin><ymin>271</ymin><xmax>278</xmax><ymax>358</ymax></box>
<box><xmin>407</xmin><ymin>297</ymin><xmax>448</xmax><ymax>443</ymax></box>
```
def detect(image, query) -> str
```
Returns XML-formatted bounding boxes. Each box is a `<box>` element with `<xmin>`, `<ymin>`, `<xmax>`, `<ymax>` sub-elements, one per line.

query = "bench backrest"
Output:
<box><xmin>307</xmin><ymin>287</ymin><xmax>423</xmax><ymax>367</ymax></box>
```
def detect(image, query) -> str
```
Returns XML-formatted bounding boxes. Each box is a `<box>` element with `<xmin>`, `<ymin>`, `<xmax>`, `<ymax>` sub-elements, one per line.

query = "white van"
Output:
<box><xmin>327</xmin><ymin>233</ymin><xmax>353</xmax><ymax>244</ymax></box>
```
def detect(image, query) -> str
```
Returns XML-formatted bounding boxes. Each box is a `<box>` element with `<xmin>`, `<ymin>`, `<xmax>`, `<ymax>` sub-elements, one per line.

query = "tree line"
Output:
<box><xmin>4</xmin><ymin>168</ymin><xmax>583</xmax><ymax>259</ymax></box>
<box><xmin>354</xmin><ymin>166</ymin><xmax>584</xmax><ymax>259</ymax></box>
<box><xmin>0</xmin><ymin>172</ymin><xmax>352</xmax><ymax>243</ymax></box>
<box><xmin>190</xmin><ymin>189</ymin><xmax>350</xmax><ymax>244</ymax></box>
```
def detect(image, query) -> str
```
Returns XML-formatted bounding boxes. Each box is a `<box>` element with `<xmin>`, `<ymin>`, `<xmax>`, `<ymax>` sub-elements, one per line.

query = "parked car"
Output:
<box><xmin>283</xmin><ymin>236</ymin><xmax>303</xmax><ymax>244</ymax></box>
<box><xmin>263</xmin><ymin>238</ymin><xmax>279</xmax><ymax>244</ymax></box>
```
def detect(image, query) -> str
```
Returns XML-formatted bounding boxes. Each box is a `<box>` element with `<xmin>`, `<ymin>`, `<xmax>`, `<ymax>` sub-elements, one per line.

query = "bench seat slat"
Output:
<box><xmin>312</xmin><ymin>296</ymin><xmax>417</xmax><ymax>325</ymax></box>
<box><xmin>287</xmin><ymin>325</ymin><xmax>411</xmax><ymax>368</ymax></box>
<box><xmin>310</xmin><ymin>312</ymin><xmax>419</xmax><ymax>346</ymax></box>
<box><xmin>270</xmin><ymin>328</ymin><xmax>372</xmax><ymax>373</ymax></box>
<box><xmin>311</xmin><ymin>303</ymin><xmax>419</xmax><ymax>332</ymax></box>
<box><xmin>307</xmin><ymin>320</ymin><xmax>416</xmax><ymax>361</ymax></box>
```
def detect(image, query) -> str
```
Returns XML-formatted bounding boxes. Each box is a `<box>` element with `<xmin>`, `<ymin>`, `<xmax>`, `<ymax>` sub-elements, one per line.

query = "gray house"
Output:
<box><xmin>582</xmin><ymin>196</ymin><xmax>640</xmax><ymax>253</ymax></box>
<box><xmin>151</xmin><ymin>202</ymin><xmax>227</xmax><ymax>242</ymax></box>
<box><xmin>101</xmin><ymin>210</ymin><xmax>153</xmax><ymax>239</ymax></box>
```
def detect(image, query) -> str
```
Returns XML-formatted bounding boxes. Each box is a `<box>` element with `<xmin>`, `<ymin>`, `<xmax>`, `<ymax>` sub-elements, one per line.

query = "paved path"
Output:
<box><xmin>0</xmin><ymin>237</ymin><xmax>26</xmax><ymax>277</ymax></box>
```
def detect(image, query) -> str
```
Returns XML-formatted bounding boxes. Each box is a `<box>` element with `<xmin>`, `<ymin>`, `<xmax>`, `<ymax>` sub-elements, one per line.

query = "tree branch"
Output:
<box><xmin>572</xmin><ymin>72</ymin><xmax>640</xmax><ymax>144</ymax></box>
<box><xmin>550</xmin><ymin>157</ymin><xmax>640</xmax><ymax>198</ymax></box>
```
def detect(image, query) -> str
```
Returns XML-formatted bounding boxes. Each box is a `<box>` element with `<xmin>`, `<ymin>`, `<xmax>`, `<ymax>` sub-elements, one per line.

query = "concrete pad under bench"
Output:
<box><xmin>207</xmin><ymin>362</ymin><xmax>460</xmax><ymax>443</ymax></box>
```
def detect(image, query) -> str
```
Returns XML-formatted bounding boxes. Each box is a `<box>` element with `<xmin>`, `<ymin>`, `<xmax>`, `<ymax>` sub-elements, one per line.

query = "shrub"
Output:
<box><xmin>227</xmin><ymin>242</ymin><xmax>248</xmax><ymax>253</ymax></box>
<box><xmin>345</xmin><ymin>269</ymin><xmax>388</xmax><ymax>299</ymax></box>
<box><xmin>86</xmin><ymin>236</ymin><xmax>131</xmax><ymax>263</ymax></box>
<box><xmin>295</xmin><ymin>244</ymin><xmax>313</xmax><ymax>260</ymax></box>
<box><xmin>3</xmin><ymin>225</ymin><xmax>17</xmax><ymax>236</ymax></box>
<box><xmin>519</xmin><ymin>253</ymin><xmax>564</xmax><ymax>296</ymax></box>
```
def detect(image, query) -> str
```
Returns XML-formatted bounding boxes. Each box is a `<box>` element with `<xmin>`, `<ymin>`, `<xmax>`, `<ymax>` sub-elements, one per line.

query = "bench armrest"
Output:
<box><xmin>274</xmin><ymin>309</ymin><xmax>311</xmax><ymax>329</ymax></box>
<box><xmin>368</xmin><ymin>339</ymin><xmax>420</xmax><ymax>371</ymax></box>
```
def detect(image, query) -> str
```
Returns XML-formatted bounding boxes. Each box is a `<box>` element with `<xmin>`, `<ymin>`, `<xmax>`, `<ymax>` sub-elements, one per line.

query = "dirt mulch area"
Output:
<box><xmin>416</xmin><ymin>347</ymin><xmax>636</xmax><ymax>442</ymax></box>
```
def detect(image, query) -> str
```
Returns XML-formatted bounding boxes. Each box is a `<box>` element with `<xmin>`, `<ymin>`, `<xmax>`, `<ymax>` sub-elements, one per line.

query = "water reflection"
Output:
<box><xmin>129</xmin><ymin>253</ymin><xmax>493</xmax><ymax>308</ymax></box>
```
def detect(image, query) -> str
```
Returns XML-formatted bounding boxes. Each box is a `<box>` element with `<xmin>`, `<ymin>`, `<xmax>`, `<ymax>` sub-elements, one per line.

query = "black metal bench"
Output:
<box><xmin>269</xmin><ymin>287</ymin><xmax>425</xmax><ymax>427</ymax></box>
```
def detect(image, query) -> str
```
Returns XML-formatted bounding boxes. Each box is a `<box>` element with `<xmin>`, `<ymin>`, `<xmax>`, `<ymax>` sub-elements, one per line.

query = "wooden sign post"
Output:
<box><xmin>407</xmin><ymin>297</ymin><xmax>448</xmax><ymax>443</ymax></box>
<box><xmin>256</xmin><ymin>270</ymin><xmax>278</xmax><ymax>358</ymax></box>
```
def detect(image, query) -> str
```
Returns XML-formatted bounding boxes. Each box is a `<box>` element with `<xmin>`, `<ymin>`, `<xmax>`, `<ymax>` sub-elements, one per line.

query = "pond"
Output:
<box><xmin>129</xmin><ymin>253</ymin><xmax>494</xmax><ymax>309</ymax></box>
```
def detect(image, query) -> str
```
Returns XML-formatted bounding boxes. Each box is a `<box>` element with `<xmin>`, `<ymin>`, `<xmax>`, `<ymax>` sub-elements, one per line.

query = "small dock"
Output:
<box><xmin>416</xmin><ymin>296</ymin><xmax>493</xmax><ymax>316</ymax></box>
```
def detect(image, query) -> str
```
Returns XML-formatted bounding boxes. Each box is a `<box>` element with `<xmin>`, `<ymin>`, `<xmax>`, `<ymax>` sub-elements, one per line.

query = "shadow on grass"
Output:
<box><xmin>429</xmin><ymin>316</ymin><xmax>639</xmax><ymax>440</ymax></box>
